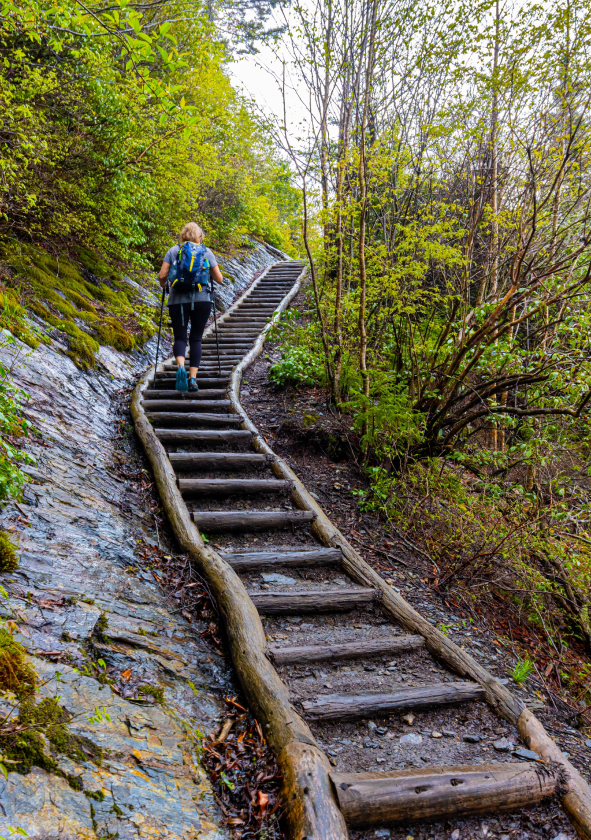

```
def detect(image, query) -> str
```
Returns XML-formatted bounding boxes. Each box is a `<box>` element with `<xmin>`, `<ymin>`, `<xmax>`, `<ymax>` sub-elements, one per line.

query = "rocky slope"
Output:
<box><xmin>0</xmin><ymin>241</ymin><xmax>284</xmax><ymax>839</ymax></box>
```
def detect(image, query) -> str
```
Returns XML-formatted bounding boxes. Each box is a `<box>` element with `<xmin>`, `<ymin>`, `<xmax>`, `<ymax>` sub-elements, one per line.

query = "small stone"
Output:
<box><xmin>493</xmin><ymin>737</ymin><xmax>514</xmax><ymax>752</ymax></box>
<box><xmin>310</xmin><ymin>492</ymin><xmax>319</xmax><ymax>500</ymax></box>
<box><xmin>376</xmin><ymin>727</ymin><xmax>388</xmax><ymax>736</ymax></box>
<box><xmin>463</xmin><ymin>733</ymin><xmax>481</xmax><ymax>743</ymax></box>
<box><xmin>431</xmin><ymin>731</ymin><xmax>443</xmax><ymax>739</ymax></box>
<box><xmin>442</xmin><ymin>729</ymin><xmax>456</xmax><ymax>737</ymax></box>
<box><xmin>586</xmin><ymin>739</ymin><xmax>591</xmax><ymax>748</ymax></box>
<box><xmin>373</xmin><ymin>830</ymin><xmax>390</xmax><ymax>839</ymax></box>
<box><xmin>368</xmin><ymin>721</ymin><xmax>377</xmax><ymax>731</ymax></box>
<box><xmin>552</xmin><ymin>834</ymin><xmax>572</xmax><ymax>840</ymax></box>
<box><xmin>261</xmin><ymin>572</ymin><xmax>296</xmax><ymax>585</ymax></box>
<box><xmin>400</xmin><ymin>733</ymin><xmax>423</xmax><ymax>747</ymax></box>
<box><xmin>403</xmin><ymin>713</ymin><xmax>415</xmax><ymax>725</ymax></box>
<box><xmin>512</xmin><ymin>748</ymin><xmax>541</xmax><ymax>761</ymax></box>
<box><xmin>364</xmin><ymin>664</ymin><xmax>377</xmax><ymax>672</ymax></box>
<box><xmin>376</xmin><ymin>757</ymin><xmax>386</xmax><ymax>763</ymax></box>
<box><xmin>451</xmin><ymin>831</ymin><xmax>460</xmax><ymax>840</ymax></box>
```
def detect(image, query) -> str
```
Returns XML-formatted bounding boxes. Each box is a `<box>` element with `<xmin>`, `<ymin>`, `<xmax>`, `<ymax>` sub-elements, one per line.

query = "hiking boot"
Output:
<box><xmin>188</xmin><ymin>376</ymin><xmax>198</xmax><ymax>392</ymax></box>
<box><xmin>176</xmin><ymin>366</ymin><xmax>188</xmax><ymax>392</ymax></box>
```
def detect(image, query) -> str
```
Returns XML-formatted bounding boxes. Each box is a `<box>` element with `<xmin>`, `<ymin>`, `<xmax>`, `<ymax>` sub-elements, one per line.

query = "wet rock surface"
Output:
<box><xmin>0</xmin><ymin>307</ymin><xmax>246</xmax><ymax>836</ymax></box>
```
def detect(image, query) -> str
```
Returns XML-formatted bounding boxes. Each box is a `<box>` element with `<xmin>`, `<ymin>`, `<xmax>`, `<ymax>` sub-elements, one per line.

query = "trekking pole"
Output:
<box><xmin>153</xmin><ymin>285</ymin><xmax>166</xmax><ymax>383</ymax></box>
<box><xmin>212</xmin><ymin>292</ymin><xmax>221</xmax><ymax>376</ymax></box>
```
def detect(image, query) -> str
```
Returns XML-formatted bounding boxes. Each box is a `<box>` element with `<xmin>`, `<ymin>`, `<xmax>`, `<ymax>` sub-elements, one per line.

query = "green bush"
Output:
<box><xmin>269</xmin><ymin>346</ymin><xmax>322</xmax><ymax>386</ymax></box>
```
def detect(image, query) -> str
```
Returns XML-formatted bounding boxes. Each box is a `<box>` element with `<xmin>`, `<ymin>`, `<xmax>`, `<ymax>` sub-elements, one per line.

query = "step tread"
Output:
<box><xmin>300</xmin><ymin>681</ymin><xmax>486</xmax><ymax>720</ymax></box>
<box><xmin>267</xmin><ymin>634</ymin><xmax>425</xmax><ymax>664</ymax></box>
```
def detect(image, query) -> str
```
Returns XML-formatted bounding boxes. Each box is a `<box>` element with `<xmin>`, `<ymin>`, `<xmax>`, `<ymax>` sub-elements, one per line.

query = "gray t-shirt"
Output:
<box><xmin>163</xmin><ymin>244</ymin><xmax>218</xmax><ymax>305</ymax></box>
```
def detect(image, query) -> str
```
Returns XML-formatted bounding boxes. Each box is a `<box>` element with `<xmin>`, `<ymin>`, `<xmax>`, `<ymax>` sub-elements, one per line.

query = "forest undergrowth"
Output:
<box><xmin>268</xmin><ymin>291</ymin><xmax>591</xmax><ymax>721</ymax></box>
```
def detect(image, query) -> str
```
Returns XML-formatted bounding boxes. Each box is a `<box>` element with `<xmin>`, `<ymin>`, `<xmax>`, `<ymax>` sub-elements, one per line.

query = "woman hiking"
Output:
<box><xmin>158</xmin><ymin>222</ymin><xmax>223</xmax><ymax>392</ymax></box>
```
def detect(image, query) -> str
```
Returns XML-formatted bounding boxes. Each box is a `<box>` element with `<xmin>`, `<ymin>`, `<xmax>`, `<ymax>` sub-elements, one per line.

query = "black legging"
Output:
<box><xmin>168</xmin><ymin>301</ymin><xmax>212</xmax><ymax>367</ymax></box>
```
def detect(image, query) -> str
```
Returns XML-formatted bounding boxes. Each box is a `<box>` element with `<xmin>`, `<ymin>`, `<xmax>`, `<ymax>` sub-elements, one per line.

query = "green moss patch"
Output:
<box><xmin>0</xmin><ymin>629</ymin><xmax>36</xmax><ymax>697</ymax></box>
<box><xmin>0</xmin><ymin>696</ymin><xmax>103</xmax><ymax>785</ymax></box>
<box><xmin>0</xmin><ymin>531</ymin><xmax>18</xmax><ymax>572</ymax></box>
<box><xmin>0</xmin><ymin>241</ymin><xmax>157</xmax><ymax>368</ymax></box>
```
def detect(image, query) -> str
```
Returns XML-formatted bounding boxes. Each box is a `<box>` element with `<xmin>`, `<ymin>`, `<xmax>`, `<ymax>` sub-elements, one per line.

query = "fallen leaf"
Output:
<box><xmin>121</xmin><ymin>669</ymin><xmax>132</xmax><ymax>682</ymax></box>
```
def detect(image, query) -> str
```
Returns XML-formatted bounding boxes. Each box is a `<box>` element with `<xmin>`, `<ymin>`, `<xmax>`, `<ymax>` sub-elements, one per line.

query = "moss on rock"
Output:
<box><xmin>0</xmin><ymin>629</ymin><xmax>36</xmax><ymax>697</ymax></box>
<box><xmin>0</xmin><ymin>241</ymin><xmax>156</xmax><ymax>367</ymax></box>
<box><xmin>0</xmin><ymin>531</ymin><xmax>19</xmax><ymax>572</ymax></box>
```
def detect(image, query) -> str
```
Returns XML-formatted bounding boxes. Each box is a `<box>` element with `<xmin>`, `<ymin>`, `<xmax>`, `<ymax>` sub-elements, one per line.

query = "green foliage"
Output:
<box><xmin>0</xmin><ymin>532</ymin><xmax>18</xmax><ymax>573</ymax></box>
<box><xmin>512</xmin><ymin>658</ymin><xmax>534</xmax><ymax>686</ymax></box>
<box><xmin>0</xmin><ymin>0</ymin><xmax>301</xmax><ymax>264</ymax></box>
<box><xmin>269</xmin><ymin>306</ymin><xmax>326</xmax><ymax>387</ymax></box>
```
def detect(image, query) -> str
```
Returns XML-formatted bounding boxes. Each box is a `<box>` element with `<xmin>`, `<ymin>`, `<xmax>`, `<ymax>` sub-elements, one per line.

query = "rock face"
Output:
<box><xmin>0</xmin><ymin>245</ymin><xmax>280</xmax><ymax>838</ymax></box>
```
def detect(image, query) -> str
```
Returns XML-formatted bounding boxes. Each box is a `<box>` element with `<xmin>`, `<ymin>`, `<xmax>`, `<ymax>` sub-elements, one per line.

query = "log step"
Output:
<box><xmin>268</xmin><ymin>634</ymin><xmax>425</xmax><ymax>665</ymax></box>
<box><xmin>301</xmin><ymin>682</ymin><xmax>485</xmax><ymax>721</ymax></box>
<box><xmin>146</xmin><ymin>412</ymin><xmax>242</xmax><ymax>426</ymax></box>
<box><xmin>250</xmin><ymin>588</ymin><xmax>378</xmax><ymax>614</ymax></box>
<box><xmin>179</xmin><ymin>478</ymin><xmax>291</xmax><ymax>496</ymax></box>
<box><xmin>141</xmin><ymin>400</ymin><xmax>231</xmax><ymax>411</ymax></box>
<box><xmin>192</xmin><ymin>509</ymin><xmax>315</xmax><ymax>532</ymax></box>
<box><xmin>221</xmin><ymin>547</ymin><xmax>342</xmax><ymax>570</ymax></box>
<box><xmin>154</xmin><ymin>375</ymin><xmax>229</xmax><ymax>385</ymax></box>
<box><xmin>156</xmin><ymin>429</ymin><xmax>252</xmax><ymax>443</ymax></box>
<box><xmin>169</xmin><ymin>452</ymin><xmax>268</xmax><ymax>470</ymax></box>
<box><xmin>331</xmin><ymin>763</ymin><xmax>559</xmax><ymax>828</ymax></box>
<box><xmin>143</xmin><ymin>390</ymin><xmax>227</xmax><ymax>400</ymax></box>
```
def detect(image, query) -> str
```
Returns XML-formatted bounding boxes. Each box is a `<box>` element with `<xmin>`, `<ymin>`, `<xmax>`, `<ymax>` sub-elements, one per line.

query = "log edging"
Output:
<box><xmin>131</xmin><ymin>262</ymin><xmax>348</xmax><ymax>840</ymax></box>
<box><xmin>226</xmin><ymin>271</ymin><xmax>591</xmax><ymax>840</ymax></box>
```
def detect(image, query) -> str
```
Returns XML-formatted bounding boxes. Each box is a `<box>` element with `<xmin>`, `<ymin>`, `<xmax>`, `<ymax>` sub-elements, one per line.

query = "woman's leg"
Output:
<box><xmin>188</xmin><ymin>301</ymin><xmax>213</xmax><ymax>378</ymax></box>
<box><xmin>169</xmin><ymin>303</ymin><xmax>190</xmax><ymax>362</ymax></box>
<box><xmin>168</xmin><ymin>304</ymin><xmax>190</xmax><ymax>390</ymax></box>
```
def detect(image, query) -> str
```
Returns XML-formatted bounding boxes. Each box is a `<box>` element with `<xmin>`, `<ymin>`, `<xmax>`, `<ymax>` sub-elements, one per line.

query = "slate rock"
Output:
<box><xmin>493</xmin><ymin>737</ymin><xmax>514</xmax><ymax>752</ymax></box>
<box><xmin>463</xmin><ymin>733</ymin><xmax>481</xmax><ymax>743</ymax></box>
<box><xmin>512</xmin><ymin>748</ymin><xmax>541</xmax><ymax>761</ymax></box>
<box><xmin>400</xmin><ymin>733</ymin><xmax>423</xmax><ymax>747</ymax></box>
<box><xmin>261</xmin><ymin>572</ymin><xmax>296</xmax><ymax>585</ymax></box>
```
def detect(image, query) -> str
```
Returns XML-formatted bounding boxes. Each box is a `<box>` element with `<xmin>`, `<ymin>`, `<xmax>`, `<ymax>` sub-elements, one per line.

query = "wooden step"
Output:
<box><xmin>169</xmin><ymin>452</ymin><xmax>267</xmax><ymax>470</ymax></box>
<box><xmin>141</xmin><ymin>400</ymin><xmax>231</xmax><ymax>411</ymax></box>
<box><xmin>143</xmin><ymin>390</ymin><xmax>226</xmax><ymax>400</ymax></box>
<box><xmin>156</xmin><ymin>429</ymin><xmax>252</xmax><ymax>443</ymax></box>
<box><xmin>179</xmin><ymin>478</ymin><xmax>291</xmax><ymax>496</ymax></box>
<box><xmin>331</xmin><ymin>763</ymin><xmax>559</xmax><ymax>828</ymax></box>
<box><xmin>268</xmin><ymin>634</ymin><xmax>425</xmax><ymax>665</ymax></box>
<box><xmin>146</xmin><ymin>412</ymin><xmax>242</xmax><ymax>426</ymax></box>
<box><xmin>164</xmin><ymin>362</ymin><xmax>241</xmax><ymax>371</ymax></box>
<box><xmin>154</xmin><ymin>374</ymin><xmax>229</xmax><ymax>385</ymax></box>
<box><xmin>221</xmin><ymin>547</ymin><xmax>342</xmax><ymax>570</ymax></box>
<box><xmin>301</xmin><ymin>682</ymin><xmax>485</xmax><ymax>721</ymax></box>
<box><xmin>192</xmin><ymin>509</ymin><xmax>315</xmax><ymax>532</ymax></box>
<box><xmin>250</xmin><ymin>588</ymin><xmax>378</xmax><ymax>615</ymax></box>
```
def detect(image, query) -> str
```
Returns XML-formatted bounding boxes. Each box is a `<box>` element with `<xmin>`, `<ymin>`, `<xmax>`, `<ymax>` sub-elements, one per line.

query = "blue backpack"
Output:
<box><xmin>169</xmin><ymin>242</ymin><xmax>210</xmax><ymax>295</ymax></box>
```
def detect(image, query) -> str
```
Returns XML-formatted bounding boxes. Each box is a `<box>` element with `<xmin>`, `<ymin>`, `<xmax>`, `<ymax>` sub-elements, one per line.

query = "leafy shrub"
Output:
<box><xmin>269</xmin><ymin>346</ymin><xmax>322</xmax><ymax>386</ymax></box>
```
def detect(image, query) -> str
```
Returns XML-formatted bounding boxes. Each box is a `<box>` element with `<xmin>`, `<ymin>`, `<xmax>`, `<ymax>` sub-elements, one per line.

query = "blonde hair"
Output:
<box><xmin>180</xmin><ymin>222</ymin><xmax>204</xmax><ymax>244</ymax></box>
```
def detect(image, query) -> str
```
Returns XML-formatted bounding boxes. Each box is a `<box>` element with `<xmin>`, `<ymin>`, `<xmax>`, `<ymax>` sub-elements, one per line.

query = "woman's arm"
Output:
<box><xmin>211</xmin><ymin>264</ymin><xmax>224</xmax><ymax>285</ymax></box>
<box><xmin>158</xmin><ymin>261</ymin><xmax>170</xmax><ymax>288</ymax></box>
